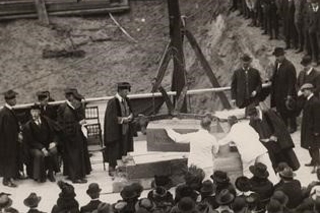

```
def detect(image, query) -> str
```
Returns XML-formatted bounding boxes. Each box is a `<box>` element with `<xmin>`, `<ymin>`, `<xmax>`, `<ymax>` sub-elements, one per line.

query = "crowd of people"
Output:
<box><xmin>229</xmin><ymin>0</ymin><xmax>320</xmax><ymax>66</ymax></box>
<box><xmin>0</xmin><ymin>82</ymin><xmax>134</xmax><ymax>187</ymax></box>
<box><xmin>2</xmin><ymin>164</ymin><xmax>320</xmax><ymax>213</ymax></box>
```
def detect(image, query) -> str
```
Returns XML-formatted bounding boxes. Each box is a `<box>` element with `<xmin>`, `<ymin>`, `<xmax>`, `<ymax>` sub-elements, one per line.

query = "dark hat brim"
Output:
<box><xmin>249</xmin><ymin>166</ymin><xmax>269</xmax><ymax>178</ymax></box>
<box><xmin>210</xmin><ymin>175</ymin><xmax>230</xmax><ymax>183</ymax></box>
<box><xmin>86</xmin><ymin>188</ymin><xmax>102</xmax><ymax>195</ymax></box>
<box><xmin>23</xmin><ymin>196</ymin><xmax>41</xmax><ymax>208</ymax></box>
<box><xmin>216</xmin><ymin>193</ymin><xmax>235</xmax><ymax>205</ymax></box>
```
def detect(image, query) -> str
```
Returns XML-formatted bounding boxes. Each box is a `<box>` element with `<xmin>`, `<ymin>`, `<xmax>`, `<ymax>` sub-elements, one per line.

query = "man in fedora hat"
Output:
<box><xmin>0</xmin><ymin>90</ymin><xmax>21</xmax><ymax>187</ymax></box>
<box><xmin>231</xmin><ymin>54</ymin><xmax>262</xmax><ymax>109</ymax></box>
<box><xmin>300</xmin><ymin>83</ymin><xmax>320</xmax><ymax>172</ymax></box>
<box><xmin>0</xmin><ymin>192</ymin><xmax>18</xmax><ymax>213</ymax></box>
<box><xmin>210</xmin><ymin>170</ymin><xmax>236</xmax><ymax>197</ymax></box>
<box><xmin>104</xmin><ymin>82</ymin><xmax>134</xmax><ymax>177</ymax></box>
<box><xmin>80</xmin><ymin>183</ymin><xmax>103</xmax><ymax>213</ymax></box>
<box><xmin>57</xmin><ymin>88</ymin><xmax>91</xmax><ymax>184</ymax></box>
<box><xmin>296</xmin><ymin>55</ymin><xmax>320</xmax><ymax>115</ymax></box>
<box><xmin>119</xmin><ymin>185</ymin><xmax>140</xmax><ymax>213</ymax></box>
<box><xmin>271</xmin><ymin>47</ymin><xmax>298</xmax><ymax>133</ymax></box>
<box><xmin>199</xmin><ymin>180</ymin><xmax>219</xmax><ymax>210</ymax></box>
<box><xmin>171</xmin><ymin>197</ymin><xmax>197</xmax><ymax>213</ymax></box>
<box><xmin>215</xmin><ymin>189</ymin><xmax>235</xmax><ymax>212</ymax></box>
<box><xmin>23</xmin><ymin>193</ymin><xmax>44</xmax><ymax>213</ymax></box>
<box><xmin>147</xmin><ymin>185</ymin><xmax>174</xmax><ymax>212</ymax></box>
<box><xmin>218</xmin><ymin>116</ymin><xmax>277</xmax><ymax>183</ymax></box>
<box><xmin>36</xmin><ymin>90</ymin><xmax>57</xmax><ymax>122</ymax></box>
<box><xmin>23</xmin><ymin>104</ymin><xmax>60</xmax><ymax>183</ymax></box>
<box><xmin>274</xmin><ymin>167</ymin><xmax>303</xmax><ymax>209</ymax></box>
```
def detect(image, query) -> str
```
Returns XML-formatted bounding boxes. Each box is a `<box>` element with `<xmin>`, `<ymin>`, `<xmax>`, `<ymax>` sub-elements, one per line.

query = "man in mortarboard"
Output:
<box><xmin>231</xmin><ymin>54</ymin><xmax>262</xmax><ymax>109</ymax></box>
<box><xmin>0</xmin><ymin>90</ymin><xmax>20</xmax><ymax>187</ymax></box>
<box><xmin>103</xmin><ymin>82</ymin><xmax>134</xmax><ymax>177</ymax></box>
<box><xmin>23</xmin><ymin>103</ymin><xmax>60</xmax><ymax>183</ymax></box>
<box><xmin>57</xmin><ymin>88</ymin><xmax>91</xmax><ymax>183</ymax></box>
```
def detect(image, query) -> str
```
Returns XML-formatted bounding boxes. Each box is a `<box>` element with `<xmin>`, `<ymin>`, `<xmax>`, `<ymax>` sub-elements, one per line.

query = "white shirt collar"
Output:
<box><xmin>307</xmin><ymin>93</ymin><xmax>314</xmax><ymax>101</ymax></box>
<box><xmin>307</xmin><ymin>67</ymin><xmax>313</xmax><ymax>75</ymax></box>
<box><xmin>5</xmin><ymin>103</ymin><xmax>13</xmax><ymax>110</ymax></box>
<box><xmin>91</xmin><ymin>198</ymin><xmax>100</xmax><ymax>201</ymax></box>
<box><xmin>66</xmin><ymin>100</ymin><xmax>75</xmax><ymax>110</ymax></box>
<box><xmin>115</xmin><ymin>93</ymin><xmax>124</xmax><ymax>103</ymax></box>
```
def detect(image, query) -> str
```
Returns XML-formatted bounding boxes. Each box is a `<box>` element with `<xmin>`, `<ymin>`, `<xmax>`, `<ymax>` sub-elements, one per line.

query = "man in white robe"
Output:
<box><xmin>165</xmin><ymin>116</ymin><xmax>219</xmax><ymax>178</ymax></box>
<box><xmin>218</xmin><ymin>116</ymin><xmax>278</xmax><ymax>183</ymax></box>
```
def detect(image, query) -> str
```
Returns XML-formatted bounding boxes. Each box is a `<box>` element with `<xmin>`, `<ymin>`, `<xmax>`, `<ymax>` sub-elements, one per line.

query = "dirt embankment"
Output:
<box><xmin>0</xmin><ymin>0</ymin><xmax>305</xmax><ymax>111</ymax></box>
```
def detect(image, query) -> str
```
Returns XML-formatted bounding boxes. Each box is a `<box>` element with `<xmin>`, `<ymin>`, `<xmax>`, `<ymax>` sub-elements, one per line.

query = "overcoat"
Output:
<box><xmin>231</xmin><ymin>67</ymin><xmax>262</xmax><ymax>108</ymax></box>
<box><xmin>271</xmin><ymin>58</ymin><xmax>297</xmax><ymax>115</ymax></box>
<box><xmin>301</xmin><ymin>95</ymin><xmax>320</xmax><ymax>149</ymax></box>
<box><xmin>0</xmin><ymin>106</ymin><xmax>20</xmax><ymax>178</ymax></box>
<box><xmin>57</xmin><ymin>103</ymin><xmax>91</xmax><ymax>180</ymax></box>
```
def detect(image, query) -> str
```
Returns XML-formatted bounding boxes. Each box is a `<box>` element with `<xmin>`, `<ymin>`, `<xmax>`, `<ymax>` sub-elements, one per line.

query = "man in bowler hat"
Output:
<box><xmin>80</xmin><ymin>183</ymin><xmax>103</xmax><ymax>213</ymax></box>
<box><xmin>231</xmin><ymin>54</ymin><xmax>262</xmax><ymax>109</ymax></box>
<box><xmin>103</xmin><ymin>82</ymin><xmax>134</xmax><ymax>176</ymax></box>
<box><xmin>271</xmin><ymin>47</ymin><xmax>298</xmax><ymax>133</ymax></box>
<box><xmin>0</xmin><ymin>90</ymin><xmax>21</xmax><ymax>187</ymax></box>
<box><xmin>23</xmin><ymin>104</ymin><xmax>60</xmax><ymax>183</ymax></box>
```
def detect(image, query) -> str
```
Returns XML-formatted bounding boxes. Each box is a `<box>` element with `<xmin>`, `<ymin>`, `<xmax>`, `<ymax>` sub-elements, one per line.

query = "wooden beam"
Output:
<box><xmin>34</xmin><ymin>0</ymin><xmax>50</xmax><ymax>25</ymax></box>
<box><xmin>167</xmin><ymin>0</ymin><xmax>187</xmax><ymax>112</ymax></box>
<box><xmin>185</xmin><ymin>30</ymin><xmax>232</xmax><ymax>109</ymax></box>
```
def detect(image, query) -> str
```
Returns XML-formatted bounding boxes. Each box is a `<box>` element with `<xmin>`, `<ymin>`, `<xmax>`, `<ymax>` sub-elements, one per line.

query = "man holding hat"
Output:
<box><xmin>57</xmin><ymin>88</ymin><xmax>91</xmax><ymax>183</ymax></box>
<box><xmin>80</xmin><ymin>183</ymin><xmax>103</xmax><ymax>213</ymax></box>
<box><xmin>300</xmin><ymin>83</ymin><xmax>320</xmax><ymax>172</ymax></box>
<box><xmin>296</xmin><ymin>55</ymin><xmax>320</xmax><ymax>114</ymax></box>
<box><xmin>0</xmin><ymin>90</ymin><xmax>21</xmax><ymax>187</ymax></box>
<box><xmin>271</xmin><ymin>47</ymin><xmax>297</xmax><ymax>133</ymax></box>
<box><xmin>104</xmin><ymin>82</ymin><xmax>134</xmax><ymax>176</ymax></box>
<box><xmin>23</xmin><ymin>193</ymin><xmax>44</xmax><ymax>213</ymax></box>
<box><xmin>231</xmin><ymin>54</ymin><xmax>262</xmax><ymax>109</ymax></box>
<box><xmin>22</xmin><ymin>103</ymin><xmax>60</xmax><ymax>183</ymax></box>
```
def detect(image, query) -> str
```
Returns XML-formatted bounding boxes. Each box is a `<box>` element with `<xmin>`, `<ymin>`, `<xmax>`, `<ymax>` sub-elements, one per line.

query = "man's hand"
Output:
<box><xmin>41</xmin><ymin>148</ymin><xmax>49</xmax><ymax>157</ymax></box>
<box><xmin>298</xmin><ymin>90</ymin><xmax>303</xmax><ymax>97</ymax></box>
<box><xmin>18</xmin><ymin>132</ymin><xmax>23</xmax><ymax>143</ymax></box>
<box><xmin>127</xmin><ymin>114</ymin><xmax>133</xmax><ymax>122</ymax></box>
<box><xmin>251</xmin><ymin>90</ymin><xmax>257</xmax><ymax>97</ymax></box>
<box><xmin>260</xmin><ymin>138</ymin><xmax>270</xmax><ymax>143</ymax></box>
<box><xmin>49</xmin><ymin>142</ymin><xmax>56</xmax><ymax>149</ymax></box>
<box><xmin>79</xmin><ymin>119</ymin><xmax>87</xmax><ymax>125</ymax></box>
<box><xmin>270</xmin><ymin>135</ymin><xmax>278</xmax><ymax>142</ymax></box>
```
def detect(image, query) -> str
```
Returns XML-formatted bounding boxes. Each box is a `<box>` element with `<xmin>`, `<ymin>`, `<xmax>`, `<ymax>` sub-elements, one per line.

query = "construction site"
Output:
<box><xmin>0</xmin><ymin>0</ymin><xmax>317</xmax><ymax>212</ymax></box>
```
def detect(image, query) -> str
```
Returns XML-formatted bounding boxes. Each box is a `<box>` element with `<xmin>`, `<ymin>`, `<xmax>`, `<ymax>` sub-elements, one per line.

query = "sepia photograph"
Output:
<box><xmin>0</xmin><ymin>0</ymin><xmax>319</xmax><ymax>212</ymax></box>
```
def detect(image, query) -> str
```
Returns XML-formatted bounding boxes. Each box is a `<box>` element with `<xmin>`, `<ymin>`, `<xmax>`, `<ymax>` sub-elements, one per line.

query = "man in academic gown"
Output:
<box><xmin>0</xmin><ymin>90</ymin><xmax>21</xmax><ymax>187</ymax></box>
<box><xmin>104</xmin><ymin>82</ymin><xmax>134</xmax><ymax>176</ymax></box>
<box><xmin>23</xmin><ymin>104</ymin><xmax>60</xmax><ymax>183</ymax></box>
<box><xmin>248</xmin><ymin>106</ymin><xmax>300</xmax><ymax>171</ymax></box>
<box><xmin>57</xmin><ymin>88</ymin><xmax>91</xmax><ymax>183</ymax></box>
<box><xmin>300</xmin><ymin>83</ymin><xmax>320</xmax><ymax>173</ymax></box>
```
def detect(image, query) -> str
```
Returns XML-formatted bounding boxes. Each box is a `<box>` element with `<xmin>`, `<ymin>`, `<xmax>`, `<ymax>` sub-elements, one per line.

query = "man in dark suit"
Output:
<box><xmin>294</xmin><ymin>0</ymin><xmax>307</xmax><ymax>53</ymax></box>
<box><xmin>283</xmin><ymin>0</ymin><xmax>298</xmax><ymax>49</ymax></box>
<box><xmin>231</xmin><ymin>54</ymin><xmax>262</xmax><ymax>109</ymax></box>
<box><xmin>296</xmin><ymin>55</ymin><xmax>320</xmax><ymax>114</ymax></box>
<box><xmin>80</xmin><ymin>183</ymin><xmax>102</xmax><ymax>213</ymax></box>
<box><xmin>271</xmin><ymin>47</ymin><xmax>297</xmax><ymax>133</ymax></box>
<box><xmin>36</xmin><ymin>91</ymin><xmax>57</xmax><ymax>122</ymax></box>
<box><xmin>23</xmin><ymin>104</ymin><xmax>59</xmax><ymax>183</ymax></box>
<box><xmin>306</xmin><ymin>0</ymin><xmax>320</xmax><ymax>65</ymax></box>
<box><xmin>104</xmin><ymin>82</ymin><xmax>134</xmax><ymax>176</ymax></box>
<box><xmin>300</xmin><ymin>83</ymin><xmax>320</xmax><ymax>172</ymax></box>
<box><xmin>23</xmin><ymin>193</ymin><xmax>45</xmax><ymax>213</ymax></box>
<box><xmin>0</xmin><ymin>90</ymin><xmax>21</xmax><ymax>188</ymax></box>
<box><xmin>57</xmin><ymin>88</ymin><xmax>91</xmax><ymax>184</ymax></box>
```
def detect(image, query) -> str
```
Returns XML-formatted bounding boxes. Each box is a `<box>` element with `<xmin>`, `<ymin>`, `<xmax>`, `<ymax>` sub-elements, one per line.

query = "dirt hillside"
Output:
<box><xmin>0</xmin><ymin>0</ymin><xmax>305</xmax><ymax>111</ymax></box>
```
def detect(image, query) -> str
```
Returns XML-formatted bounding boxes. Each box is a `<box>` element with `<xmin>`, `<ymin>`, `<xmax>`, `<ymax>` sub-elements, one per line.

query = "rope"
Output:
<box><xmin>109</xmin><ymin>13</ymin><xmax>138</xmax><ymax>43</ymax></box>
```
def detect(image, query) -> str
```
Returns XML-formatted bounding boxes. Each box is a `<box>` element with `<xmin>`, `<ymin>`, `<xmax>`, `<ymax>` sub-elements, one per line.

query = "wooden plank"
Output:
<box><xmin>34</xmin><ymin>0</ymin><xmax>50</xmax><ymax>25</ymax></box>
<box><xmin>185</xmin><ymin>30</ymin><xmax>232</xmax><ymax>110</ymax></box>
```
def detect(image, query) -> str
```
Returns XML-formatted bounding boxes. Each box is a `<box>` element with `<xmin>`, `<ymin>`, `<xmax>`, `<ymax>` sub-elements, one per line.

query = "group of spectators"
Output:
<box><xmin>1</xmin><ymin>164</ymin><xmax>320</xmax><ymax>213</ymax></box>
<box><xmin>229</xmin><ymin>0</ymin><xmax>320</xmax><ymax>66</ymax></box>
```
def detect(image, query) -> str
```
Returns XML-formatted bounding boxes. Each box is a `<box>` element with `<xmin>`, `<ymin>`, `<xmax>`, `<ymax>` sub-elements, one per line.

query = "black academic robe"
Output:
<box><xmin>80</xmin><ymin>200</ymin><xmax>102</xmax><ymax>213</ymax></box>
<box><xmin>57</xmin><ymin>103</ymin><xmax>91</xmax><ymax>181</ymax></box>
<box><xmin>250</xmin><ymin>109</ymin><xmax>300</xmax><ymax>170</ymax></box>
<box><xmin>231</xmin><ymin>67</ymin><xmax>262</xmax><ymax>108</ymax></box>
<box><xmin>0</xmin><ymin>106</ymin><xmax>20</xmax><ymax>179</ymax></box>
<box><xmin>301</xmin><ymin>95</ymin><xmax>320</xmax><ymax>149</ymax></box>
<box><xmin>103</xmin><ymin>97</ymin><xmax>134</xmax><ymax>165</ymax></box>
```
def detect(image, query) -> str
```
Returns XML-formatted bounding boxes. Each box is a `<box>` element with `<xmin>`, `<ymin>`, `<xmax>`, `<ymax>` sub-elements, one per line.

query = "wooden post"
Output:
<box><xmin>34</xmin><ymin>0</ymin><xmax>49</xmax><ymax>25</ymax></box>
<box><xmin>185</xmin><ymin>30</ymin><xmax>232</xmax><ymax>109</ymax></box>
<box><xmin>167</xmin><ymin>0</ymin><xmax>187</xmax><ymax>113</ymax></box>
